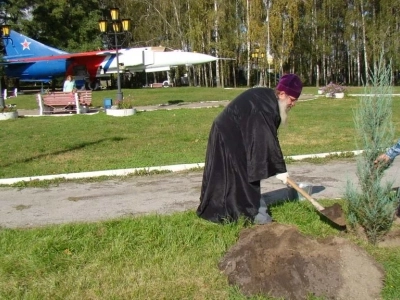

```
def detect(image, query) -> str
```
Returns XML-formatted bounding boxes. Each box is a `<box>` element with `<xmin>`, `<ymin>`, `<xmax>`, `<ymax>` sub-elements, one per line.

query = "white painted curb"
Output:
<box><xmin>0</xmin><ymin>150</ymin><xmax>363</xmax><ymax>185</ymax></box>
<box><xmin>348</xmin><ymin>94</ymin><xmax>400</xmax><ymax>97</ymax></box>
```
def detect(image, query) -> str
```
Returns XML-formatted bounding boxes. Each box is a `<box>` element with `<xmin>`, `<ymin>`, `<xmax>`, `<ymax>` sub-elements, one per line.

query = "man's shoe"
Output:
<box><xmin>254</xmin><ymin>212</ymin><xmax>273</xmax><ymax>225</ymax></box>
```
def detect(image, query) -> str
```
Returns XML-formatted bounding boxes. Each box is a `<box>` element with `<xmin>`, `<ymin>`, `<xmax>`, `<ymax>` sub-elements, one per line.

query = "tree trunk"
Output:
<box><xmin>246</xmin><ymin>0</ymin><xmax>251</xmax><ymax>87</ymax></box>
<box><xmin>360</xmin><ymin>0</ymin><xmax>369</xmax><ymax>84</ymax></box>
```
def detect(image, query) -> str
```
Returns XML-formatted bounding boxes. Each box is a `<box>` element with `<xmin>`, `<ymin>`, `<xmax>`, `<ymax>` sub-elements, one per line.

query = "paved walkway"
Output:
<box><xmin>17</xmin><ymin>93</ymin><xmax>317</xmax><ymax>116</ymax></box>
<box><xmin>1</xmin><ymin>159</ymin><xmax>400</xmax><ymax>228</ymax></box>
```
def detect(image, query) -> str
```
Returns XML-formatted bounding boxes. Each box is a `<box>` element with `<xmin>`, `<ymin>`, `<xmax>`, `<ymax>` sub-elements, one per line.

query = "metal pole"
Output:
<box><xmin>268</xmin><ymin>63</ymin><xmax>270</xmax><ymax>88</ymax></box>
<box><xmin>256</xmin><ymin>58</ymin><xmax>259</xmax><ymax>86</ymax></box>
<box><xmin>0</xmin><ymin>6</ymin><xmax>4</xmax><ymax>107</ymax></box>
<box><xmin>267</xmin><ymin>0</ymin><xmax>271</xmax><ymax>88</ymax></box>
<box><xmin>114</xmin><ymin>32</ymin><xmax>123</xmax><ymax>101</ymax></box>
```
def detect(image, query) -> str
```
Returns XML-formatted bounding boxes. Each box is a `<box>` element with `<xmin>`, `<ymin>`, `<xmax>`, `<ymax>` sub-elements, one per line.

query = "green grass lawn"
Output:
<box><xmin>8</xmin><ymin>85</ymin><xmax>400</xmax><ymax>110</ymax></box>
<box><xmin>2</xmin><ymin>93</ymin><xmax>400</xmax><ymax>179</ymax></box>
<box><xmin>1</xmin><ymin>87</ymin><xmax>400</xmax><ymax>299</ymax></box>
<box><xmin>1</xmin><ymin>204</ymin><xmax>399</xmax><ymax>299</ymax></box>
<box><xmin>8</xmin><ymin>87</ymin><xmax>249</xmax><ymax>109</ymax></box>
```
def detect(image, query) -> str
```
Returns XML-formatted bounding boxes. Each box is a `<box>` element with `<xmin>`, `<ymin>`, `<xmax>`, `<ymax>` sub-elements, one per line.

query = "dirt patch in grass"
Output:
<box><xmin>352</xmin><ymin>215</ymin><xmax>400</xmax><ymax>248</ymax></box>
<box><xmin>219</xmin><ymin>223</ymin><xmax>385</xmax><ymax>300</ymax></box>
<box><xmin>14</xmin><ymin>204</ymin><xmax>31</xmax><ymax>210</ymax></box>
<box><xmin>378</xmin><ymin>225</ymin><xmax>400</xmax><ymax>248</ymax></box>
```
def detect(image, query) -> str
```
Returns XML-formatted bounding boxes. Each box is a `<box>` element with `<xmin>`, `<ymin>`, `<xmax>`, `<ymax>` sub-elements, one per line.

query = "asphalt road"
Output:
<box><xmin>1</xmin><ymin>159</ymin><xmax>400</xmax><ymax>228</ymax></box>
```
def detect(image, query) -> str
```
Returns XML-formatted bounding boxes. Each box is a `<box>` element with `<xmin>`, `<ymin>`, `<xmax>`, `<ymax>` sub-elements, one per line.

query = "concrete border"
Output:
<box><xmin>0</xmin><ymin>150</ymin><xmax>363</xmax><ymax>185</ymax></box>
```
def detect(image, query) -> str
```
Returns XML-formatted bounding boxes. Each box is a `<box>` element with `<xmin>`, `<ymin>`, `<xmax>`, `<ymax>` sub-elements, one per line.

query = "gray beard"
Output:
<box><xmin>278</xmin><ymin>99</ymin><xmax>288</xmax><ymax>126</ymax></box>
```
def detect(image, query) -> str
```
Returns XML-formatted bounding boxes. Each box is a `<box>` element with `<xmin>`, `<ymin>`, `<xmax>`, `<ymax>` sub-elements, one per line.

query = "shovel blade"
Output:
<box><xmin>320</xmin><ymin>203</ymin><xmax>346</xmax><ymax>228</ymax></box>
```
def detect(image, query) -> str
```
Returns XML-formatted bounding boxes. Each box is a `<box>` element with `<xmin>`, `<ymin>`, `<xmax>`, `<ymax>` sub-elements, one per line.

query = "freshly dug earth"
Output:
<box><xmin>219</xmin><ymin>223</ymin><xmax>385</xmax><ymax>300</ymax></box>
<box><xmin>378</xmin><ymin>224</ymin><xmax>400</xmax><ymax>248</ymax></box>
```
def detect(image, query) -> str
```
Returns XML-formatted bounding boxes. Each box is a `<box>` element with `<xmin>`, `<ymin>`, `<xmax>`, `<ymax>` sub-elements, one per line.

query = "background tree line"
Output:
<box><xmin>2</xmin><ymin>0</ymin><xmax>400</xmax><ymax>88</ymax></box>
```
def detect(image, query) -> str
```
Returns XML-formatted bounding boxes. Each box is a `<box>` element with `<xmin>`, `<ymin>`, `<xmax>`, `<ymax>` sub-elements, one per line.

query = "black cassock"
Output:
<box><xmin>196</xmin><ymin>88</ymin><xmax>287</xmax><ymax>223</ymax></box>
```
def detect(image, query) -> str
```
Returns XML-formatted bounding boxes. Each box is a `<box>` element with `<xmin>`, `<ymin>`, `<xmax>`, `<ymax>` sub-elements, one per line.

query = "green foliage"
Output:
<box><xmin>20</xmin><ymin>0</ymin><xmax>102</xmax><ymax>52</ymax></box>
<box><xmin>116</xmin><ymin>95</ymin><xmax>134</xmax><ymax>109</ymax></box>
<box><xmin>4</xmin><ymin>0</ymin><xmax>400</xmax><ymax>87</ymax></box>
<box><xmin>346</xmin><ymin>181</ymin><xmax>398</xmax><ymax>243</ymax></box>
<box><xmin>345</xmin><ymin>57</ymin><xmax>398</xmax><ymax>244</ymax></box>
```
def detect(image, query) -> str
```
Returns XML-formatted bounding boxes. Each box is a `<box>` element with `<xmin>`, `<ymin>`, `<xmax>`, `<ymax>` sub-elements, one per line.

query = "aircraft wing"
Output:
<box><xmin>4</xmin><ymin>51</ymin><xmax>111</xmax><ymax>63</ymax></box>
<box><xmin>100</xmin><ymin>48</ymin><xmax>217</xmax><ymax>74</ymax></box>
<box><xmin>0</xmin><ymin>61</ymin><xmax>34</xmax><ymax>65</ymax></box>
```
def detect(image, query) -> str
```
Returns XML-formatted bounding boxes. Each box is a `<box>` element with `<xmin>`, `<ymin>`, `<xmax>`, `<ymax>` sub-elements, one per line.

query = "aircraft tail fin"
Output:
<box><xmin>3</xmin><ymin>30</ymin><xmax>68</xmax><ymax>59</ymax></box>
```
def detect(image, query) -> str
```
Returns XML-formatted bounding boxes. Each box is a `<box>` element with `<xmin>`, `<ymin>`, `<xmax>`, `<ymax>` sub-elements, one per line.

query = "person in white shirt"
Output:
<box><xmin>63</xmin><ymin>75</ymin><xmax>76</xmax><ymax>92</ymax></box>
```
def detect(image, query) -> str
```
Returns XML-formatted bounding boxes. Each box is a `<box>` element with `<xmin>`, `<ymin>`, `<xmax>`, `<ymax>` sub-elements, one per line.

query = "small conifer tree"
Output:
<box><xmin>345</xmin><ymin>57</ymin><xmax>399</xmax><ymax>244</ymax></box>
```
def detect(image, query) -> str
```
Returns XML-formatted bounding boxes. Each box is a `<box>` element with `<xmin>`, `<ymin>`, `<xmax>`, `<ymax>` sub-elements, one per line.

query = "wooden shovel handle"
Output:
<box><xmin>286</xmin><ymin>177</ymin><xmax>325</xmax><ymax>211</ymax></box>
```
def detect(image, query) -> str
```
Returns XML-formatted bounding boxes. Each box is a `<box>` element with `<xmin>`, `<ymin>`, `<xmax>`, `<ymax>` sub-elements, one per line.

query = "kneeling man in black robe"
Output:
<box><xmin>196</xmin><ymin>74</ymin><xmax>303</xmax><ymax>223</ymax></box>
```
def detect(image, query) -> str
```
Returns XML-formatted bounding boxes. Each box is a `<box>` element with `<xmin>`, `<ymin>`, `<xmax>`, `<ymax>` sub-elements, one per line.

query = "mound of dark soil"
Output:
<box><xmin>219</xmin><ymin>223</ymin><xmax>384</xmax><ymax>300</ymax></box>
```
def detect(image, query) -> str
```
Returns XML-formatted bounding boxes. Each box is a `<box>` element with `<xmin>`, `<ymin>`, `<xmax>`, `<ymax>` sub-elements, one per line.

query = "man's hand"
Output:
<box><xmin>276</xmin><ymin>172</ymin><xmax>289</xmax><ymax>185</ymax></box>
<box><xmin>374</xmin><ymin>154</ymin><xmax>391</xmax><ymax>165</ymax></box>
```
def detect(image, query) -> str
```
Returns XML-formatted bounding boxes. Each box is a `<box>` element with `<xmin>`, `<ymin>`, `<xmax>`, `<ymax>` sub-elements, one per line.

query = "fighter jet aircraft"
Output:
<box><xmin>1</xmin><ymin>30</ymin><xmax>218</xmax><ymax>86</ymax></box>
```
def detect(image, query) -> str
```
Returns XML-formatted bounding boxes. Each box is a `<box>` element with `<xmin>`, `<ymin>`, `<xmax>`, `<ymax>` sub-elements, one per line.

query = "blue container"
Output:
<box><xmin>103</xmin><ymin>98</ymin><xmax>112</xmax><ymax>109</ymax></box>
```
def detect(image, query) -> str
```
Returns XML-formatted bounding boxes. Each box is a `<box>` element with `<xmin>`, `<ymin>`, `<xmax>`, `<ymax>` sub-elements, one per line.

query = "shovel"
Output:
<box><xmin>286</xmin><ymin>177</ymin><xmax>347</xmax><ymax>228</ymax></box>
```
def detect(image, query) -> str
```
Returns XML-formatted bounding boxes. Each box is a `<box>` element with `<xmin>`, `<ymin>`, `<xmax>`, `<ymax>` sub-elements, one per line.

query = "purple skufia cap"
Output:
<box><xmin>276</xmin><ymin>74</ymin><xmax>303</xmax><ymax>99</ymax></box>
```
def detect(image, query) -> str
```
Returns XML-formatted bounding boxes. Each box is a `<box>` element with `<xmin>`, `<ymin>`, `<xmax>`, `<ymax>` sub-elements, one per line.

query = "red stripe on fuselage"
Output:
<box><xmin>8</xmin><ymin>51</ymin><xmax>108</xmax><ymax>80</ymax></box>
<box><xmin>7</xmin><ymin>51</ymin><xmax>105</xmax><ymax>62</ymax></box>
<box><xmin>65</xmin><ymin>55</ymin><xmax>106</xmax><ymax>80</ymax></box>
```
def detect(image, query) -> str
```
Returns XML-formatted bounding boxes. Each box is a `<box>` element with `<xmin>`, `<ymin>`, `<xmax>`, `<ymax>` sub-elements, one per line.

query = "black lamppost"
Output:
<box><xmin>0</xmin><ymin>22</ymin><xmax>11</xmax><ymax>108</ymax></box>
<box><xmin>259</xmin><ymin>52</ymin><xmax>265</xmax><ymax>86</ymax></box>
<box><xmin>266</xmin><ymin>0</ymin><xmax>273</xmax><ymax>88</ymax></box>
<box><xmin>251</xmin><ymin>49</ymin><xmax>259</xmax><ymax>86</ymax></box>
<box><xmin>267</xmin><ymin>53</ymin><xmax>273</xmax><ymax>88</ymax></box>
<box><xmin>98</xmin><ymin>8</ymin><xmax>131</xmax><ymax>102</ymax></box>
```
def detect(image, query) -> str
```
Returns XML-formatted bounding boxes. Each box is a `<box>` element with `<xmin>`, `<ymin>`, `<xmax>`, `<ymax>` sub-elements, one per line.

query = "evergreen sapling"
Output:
<box><xmin>345</xmin><ymin>58</ymin><xmax>399</xmax><ymax>244</ymax></box>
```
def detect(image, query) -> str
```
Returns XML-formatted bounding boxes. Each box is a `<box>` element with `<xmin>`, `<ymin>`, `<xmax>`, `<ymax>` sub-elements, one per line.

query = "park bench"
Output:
<box><xmin>36</xmin><ymin>91</ymin><xmax>92</xmax><ymax>115</ymax></box>
<box><xmin>77</xmin><ymin>90</ymin><xmax>92</xmax><ymax>107</ymax></box>
<box><xmin>150</xmin><ymin>81</ymin><xmax>172</xmax><ymax>88</ymax></box>
<box><xmin>150</xmin><ymin>83</ymin><xmax>164</xmax><ymax>88</ymax></box>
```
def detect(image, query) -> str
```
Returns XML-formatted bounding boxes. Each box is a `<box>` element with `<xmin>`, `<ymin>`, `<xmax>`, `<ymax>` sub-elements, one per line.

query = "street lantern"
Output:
<box><xmin>251</xmin><ymin>49</ymin><xmax>260</xmax><ymax>86</ymax></box>
<box><xmin>251</xmin><ymin>49</ymin><xmax>265</xmax><ymax>86</ymax></box>
<box><xmin>98</xmin><ymin>8</ymin><xmax>131</xmax><ymax>102</ymax></box>
<box><xmin>267</xmin><ymin>53</ymin><xmax>273</xmax><ymax>65</ymax></box>
<box><xmin>259</xmin><ymin>52</ymin><xmax>265</xmax><ymax>86</ymax></box>
<box><xmin>98</xmin><ymin>19</ymin><xmax>107</xmax><ymax>33</ymax></box>
<box><xmin>2</xmin><ymin>24</ymin><xmax>10</xmax><ymax>37</ymax></box>
<box><xmin>110</xmin><ymin>7</ymin><xmax>119</xmax><ymax>21</ymax></box>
